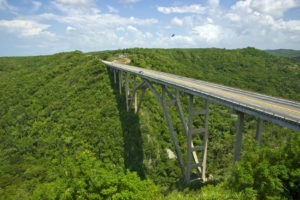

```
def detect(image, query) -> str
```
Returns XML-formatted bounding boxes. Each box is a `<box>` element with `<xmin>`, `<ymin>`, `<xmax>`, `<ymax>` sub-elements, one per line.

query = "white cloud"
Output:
<box><xmin>56</xmin><ymin>0</ymin><xmax>94</xmax><ymax>6</ymax></box>
<box><xmin>66</xmin><ymin>26</ymin><xmax>76</xmax><ymax>32</ymax></box>
<box><xmin>171</xmin><ymin>17</ymin><xmax>184</xmax><ymax>27</ymax></box>
<box><xmin>0</xmin><ymin>19</ymin><xmax>55</xmax><ymax>38</ymax></box>
<box><xmin>250</xmin><ymin>0</ymin><xmax>297</xmax><ymax>18</ymax></box>
<box><xmin>0</xmin><ymin>0</ymin><xmax>17</xmax><ymax>11</ymax></box>
<box><xmin>192</xmin><ymin>24</ymin><xmax>223</xmax><ymax>43</ymax></box>
<box><xmin>119</xmin><ymin>0</ymin><xmax>140</xmax><ymax>3</ymax></box>
<box><xmin>145</xmin><ymin>32</ymin><xmax>152</xmax><ymax>38</ymax></box>
<box><xmin>31</xmin><ymin>1</ymin><xmax>159</xmax><ymax>51</ymax></box>
<box><xmin>2</xmin><ymin>0</ymin><xmax>300</xmax><ymax>55</ymax></box>
<box><xmin>38</xmin><ymin>12</ymin><xmax>158</xmax><ymax>28</ymax></box>
<box><xmin>225</xmin><ymin>13</ymin><xmax>241</xmax><ymax>22</ymax></box>
<box><xmin>116</xmin><ymin>27</ymin><xmax>125</xmax><ymax>31</ymax></box>
<box><xmin>208</xmin><ymin>0</ymin><xmax>219</xmax><ymax>7</ymax></box>
<box><xmin>127</xmin><ymin>25</ymin><xmax>138</xmax><ymax>32</ymax></box>
<box><xmin>157</xmin><ymin>4</ymin><xmax>206</xmax><ymax>14</ymax></box>
<box><xmin>223</xmin><ymin>0</ymin><xmax>300</xmax><ymax>49</ymax></box>
<box><xmin>107</xmin><ymin>5</ymin><xmax>118</xmax><ymax>13</ymax></box>
<box><xmin>157</xmin><ymin>0</ymin><xmax>300</xmax><ymax>49</ymax></box>
<box><xmin>32</xmin><ymin>1</ymin><xmax>42</xmax><ymax>12</ymax></box>
<box><xmin>272</xmin><ymin>19</ymin><xmax>300</xmax><ymax>32</ymax></box>
<box><xmin>53</xmin><ymin>0</ymin><xmax>99</xmax><ymax>15</ymax></box>
<box><xmin>171</xmin><ymin>35</ymin><xmax>193</xmax><ymax>43</ymax></box>
<box><xmin>231</xmin><ymin>0</ymin><xmax>299</xmax><ymax>18</ymax></box>
<box><xmin>207</xmin><ymin>17</ymin><xmax>213</xmax><ymax>23</ymax></box>
<box><xmin>231</xmin><ymin>0</ymin><xmax>252</xmax><ymax>14</ymax></box>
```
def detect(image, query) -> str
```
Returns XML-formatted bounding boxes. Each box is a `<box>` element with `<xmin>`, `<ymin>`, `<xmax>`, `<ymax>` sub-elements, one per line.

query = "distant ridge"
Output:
<box><xmin>265</xmin><ymin>49</ymin><xmax>300</xmax><ymax>59</ymax></box>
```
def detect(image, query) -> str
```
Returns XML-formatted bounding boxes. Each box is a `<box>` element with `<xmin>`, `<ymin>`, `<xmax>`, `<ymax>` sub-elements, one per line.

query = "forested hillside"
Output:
<box><xmin>0</xmin><ymin>52</ymin><xmax>160</xmax><ymax>199</ymax></box>
<box><xmin>265</xmin><ymin>49</ymin><xmax>300</xmax><ymax>59</ymax></box>
<box><xmin>1</xmin><ymin>48</ymin><xmax>299</xmax><ymax>199</ymax></box>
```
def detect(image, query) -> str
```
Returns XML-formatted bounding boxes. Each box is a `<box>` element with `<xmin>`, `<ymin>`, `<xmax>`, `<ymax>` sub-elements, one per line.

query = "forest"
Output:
<box><xmin>265</xmin><ymin>49</ymin><xmax>300</xmax><ymax>59</ymax></box>
<box><xmin>0</xmin><ymin>48</ymin><xmax>299</xmax><ymax>199</ymax></box>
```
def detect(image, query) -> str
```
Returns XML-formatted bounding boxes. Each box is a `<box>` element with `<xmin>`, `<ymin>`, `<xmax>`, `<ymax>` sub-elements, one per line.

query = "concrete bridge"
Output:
<box><xmin>102</xmin><ymin>60</ymin><xmax>300</xmax><ymax>183</ymax></box>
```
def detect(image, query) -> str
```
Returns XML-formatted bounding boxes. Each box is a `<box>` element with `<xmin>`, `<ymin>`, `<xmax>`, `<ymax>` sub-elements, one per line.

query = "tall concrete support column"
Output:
<box><xmin>128</xmin><ymin>80</ymin><xmax>145</xmax><ymax>113</ymax></box>
<box><xmin>119</xmin><ymin>71</ymin><xmax>122</xmax><ymax>94</ymax></box>
<box><xmin>201</xmin><ymin>100</ymin><xmax>209</xmax><ymax>181</ymax></box>
<box><xmin>233</xmin><ymin>111</ymin><xmax>244</xmax><ymax>166</ymax></box>
<box><xmin>113</xmin><ymin>69</ymin><xmax>116</xmax><ymax>84</ymax></box>
<box><xmin>186</xmin><ymin>95</ymin><xmax>194</xmax><ymax>183</ymax></box>
<box><xmin>136</xmin><ymin>88</ymin><xmax>146</xmax><ymax>113</ymax></box>
<box><xmin>134</xmin><ymin>91</ymin><xmax>138</xmax><ymax>112</ymax></box>
<box><xmin>125</xmin><ymin>72</ymin><xmax>129</xmax><ymax>111</ymax></box>
<box><xmin>255</xmin><ymin>119</ymin><xmax>263</xmax><ymax>145</ymax></box>
<box><xmin>186</xmin><ymin>95</ymin><xmax>210</xmax><ymax>183</ymax></box>
<box><xmin>133</xmin><ymin>75</ymin><xmax>137</xmax><ymax>112</ymax></box>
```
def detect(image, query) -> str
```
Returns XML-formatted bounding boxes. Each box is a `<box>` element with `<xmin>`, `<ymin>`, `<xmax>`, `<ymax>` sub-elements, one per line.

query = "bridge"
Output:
<box><xmin>102</xmin><ymin>60</ymin><xmax>300</xmax><ymax>183</ymax></box>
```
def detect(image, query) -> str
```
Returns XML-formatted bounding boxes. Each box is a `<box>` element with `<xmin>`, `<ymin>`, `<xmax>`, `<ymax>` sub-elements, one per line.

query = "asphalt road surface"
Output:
<box><xmin>103</xmin><ymin>60</ymin><xmax>300</xmax><ymax>128</ymax></box>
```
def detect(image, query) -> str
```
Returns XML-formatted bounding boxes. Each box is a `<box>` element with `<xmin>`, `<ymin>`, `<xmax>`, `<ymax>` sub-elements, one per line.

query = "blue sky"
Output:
<box><xmin>0</xmin><ymin>0</ymin><xmax>300</xmax><ymax>56</ymax></box>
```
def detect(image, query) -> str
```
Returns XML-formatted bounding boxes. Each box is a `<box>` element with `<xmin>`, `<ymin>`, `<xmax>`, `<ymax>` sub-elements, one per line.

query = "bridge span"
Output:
<box><xmin>102</xmin><ymin>60</ymin><xmax>300</xmax><ymax>183</ymax></box>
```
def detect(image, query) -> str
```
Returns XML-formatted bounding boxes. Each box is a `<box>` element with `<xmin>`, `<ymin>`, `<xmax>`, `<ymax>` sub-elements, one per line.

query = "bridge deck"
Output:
<box><xmin>103</xmin><ymin>60</ymin><xmax>300</xmax><ymax>132</ymax></box>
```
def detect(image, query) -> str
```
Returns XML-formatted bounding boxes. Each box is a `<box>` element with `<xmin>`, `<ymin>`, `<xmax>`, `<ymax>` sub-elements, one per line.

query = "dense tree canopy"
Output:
<box><xmin>1</xmin><ymin>48</ymin><xmax>299</xmax><ymax>199</ymax></box>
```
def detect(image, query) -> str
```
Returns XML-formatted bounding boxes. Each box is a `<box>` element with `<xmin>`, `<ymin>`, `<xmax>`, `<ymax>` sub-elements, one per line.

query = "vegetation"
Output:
<box><xmin>0</xmin><ymin>52</ymin><xmax>159</xmax><ymax>199</ymax></box>
<box><xmin>230</xmin><ymin>135</ymin><xmax>300</xmax><ymax>199</ymax></box>
<box><xmin>265</xmin><ymin>49</ymin><xmax>300</xmax><ymax>59</ymax></box>
<box><xmin>1</xmin><ymin>48</ymin><xmax>299</xmax><ymax>199</ymax></box>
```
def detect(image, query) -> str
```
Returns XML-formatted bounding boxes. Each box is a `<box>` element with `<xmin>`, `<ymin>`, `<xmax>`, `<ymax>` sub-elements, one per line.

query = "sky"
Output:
<box><xmin>0</xmin><ymin>0</ymin><xmax>300</xmax><ymax>56</ymax></box>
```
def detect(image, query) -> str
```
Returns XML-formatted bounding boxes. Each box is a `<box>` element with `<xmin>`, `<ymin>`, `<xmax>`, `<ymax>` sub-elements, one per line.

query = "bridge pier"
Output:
<box><xmin>133</xmin><ymin>75</ymin><xmax>137</xmax><ymax>112</ymax></box>
<box><xmin>128</xmin><ymin>80</ymin><xmax>145</xmax><ymax>113</ymax></box>
<box><xmin>119</xmin><ymin>71</ymin><xmax>122</xmax><ymax>94</ymax></box>
<box><xmin>255</xmin><ymin>118</ymin><xmax>264</xmax><ymax>145</ymax></box>
<box><xmin>186</xmin><ymin>95</ymin><xmax>209</xmax><ymax>182</ymax></box>
<box><xmin>137</xmin><ymin>88</ymin><xmax>146</xmax><ymax>113</ymax></box>
<box><xmin>113</xmin><ymin>69</ymin><xmax>116</xmax><ymax>84</ymax></box>
<box><xmin>125</xmin><ymin>72</ymin><xmax>129</xmax><ymax>111</ymax></box>
<box><xmin>233</xmin><ymin>111</ymin><xmax>244</xmax><ymax>166</ymax></box>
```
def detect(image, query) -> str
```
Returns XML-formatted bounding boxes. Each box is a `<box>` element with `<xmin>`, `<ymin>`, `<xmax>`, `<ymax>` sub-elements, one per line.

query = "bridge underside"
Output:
<box><xmin>109</xmin><ymin>67</ymin><xmax>265</xmax><ymax>183</ymax></box>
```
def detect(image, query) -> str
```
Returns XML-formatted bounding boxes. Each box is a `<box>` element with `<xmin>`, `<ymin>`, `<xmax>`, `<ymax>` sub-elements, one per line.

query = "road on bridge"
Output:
<box><xmin>103</xmin><ymin>60</ymin><xmax>300</xmax><ymax>131</ymax></box>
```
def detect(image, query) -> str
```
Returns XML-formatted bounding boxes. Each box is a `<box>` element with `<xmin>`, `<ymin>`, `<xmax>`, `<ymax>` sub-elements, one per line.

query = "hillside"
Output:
<box><xmin>265</xmin><ymin>49</ymin><xmax>300</xmax><ymax>59</ymax></box>
<box><xmin>0</xmin><ymin>52</ymin><xmax>160</xmax><ymax>199</ymax></box>
<box><xmin>1</xmin><ymin>49</ymin><xmax>299</xmax><ymax>199</ymax></box>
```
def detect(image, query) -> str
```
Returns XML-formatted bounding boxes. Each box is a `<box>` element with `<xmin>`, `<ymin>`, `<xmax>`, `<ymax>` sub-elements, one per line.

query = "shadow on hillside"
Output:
<box><xmin>107</xmin><ymin>67</ymin><xmax>145</xmax><ymax>179</ymax></box>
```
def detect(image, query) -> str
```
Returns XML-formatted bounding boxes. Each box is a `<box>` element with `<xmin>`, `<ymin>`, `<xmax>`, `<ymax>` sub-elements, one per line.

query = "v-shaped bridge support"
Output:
<box><xmin>113</xmin><ymin>68</ymin><xmax>210</xmax><ymax>183</ymax></box>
